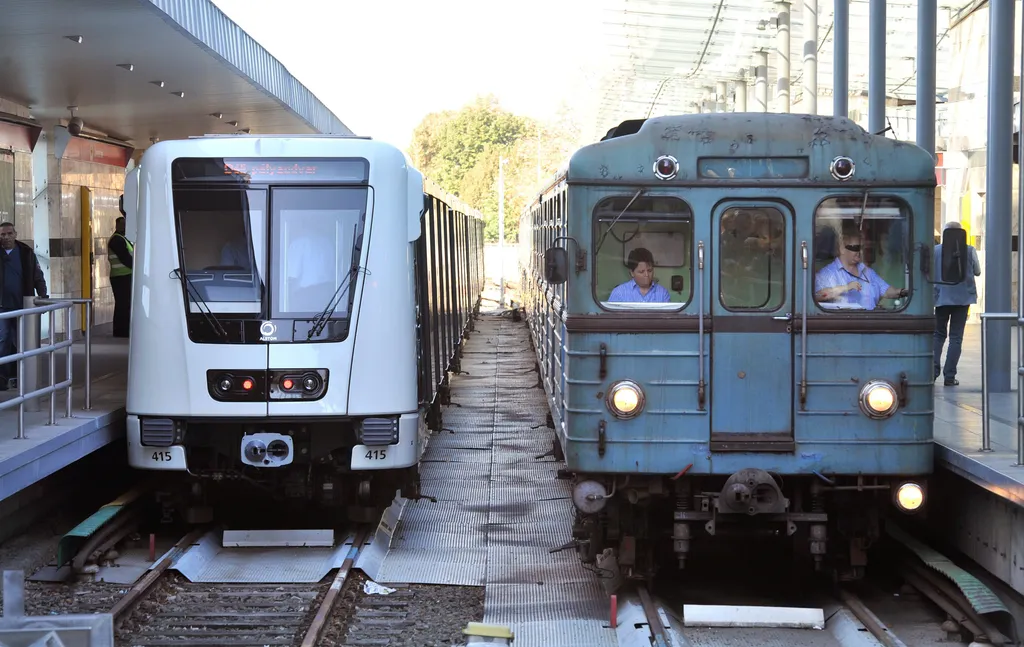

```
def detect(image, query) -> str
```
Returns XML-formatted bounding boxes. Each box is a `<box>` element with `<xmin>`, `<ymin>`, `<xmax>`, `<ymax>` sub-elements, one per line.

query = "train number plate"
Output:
<box><xmin>364</xmin><ymin>449</ymin><xmax>388</xmax><ymax>460</ymax></box>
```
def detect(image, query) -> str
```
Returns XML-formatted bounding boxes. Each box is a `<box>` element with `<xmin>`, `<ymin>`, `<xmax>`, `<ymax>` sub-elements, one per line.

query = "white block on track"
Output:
<box><xmin>222</xmin><ymin>529</ymin><xmax>334</xmax><ymax>547</ymax></box>
<box><xmin>683</xmin><ymin>604</ymin><xmax>825</xmax><ymax>629</ymax></box>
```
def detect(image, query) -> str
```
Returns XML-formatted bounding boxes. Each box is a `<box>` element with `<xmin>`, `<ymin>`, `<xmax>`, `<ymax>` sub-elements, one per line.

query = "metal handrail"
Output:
<box><xmin>0</xmin><ymin>298</ymin><xmax>94</xmax><ymax>439</ymax></box>
<box><xmin>978</xmin><ymin>312</ymin><xmax>1022</xmax><ymax>462</ymax></box>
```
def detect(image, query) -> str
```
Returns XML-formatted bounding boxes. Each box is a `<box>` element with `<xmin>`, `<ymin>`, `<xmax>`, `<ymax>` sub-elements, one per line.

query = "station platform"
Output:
<box><xmin>0</xmin><ymin>330</ymin><xmax>128</xmax><ymax>507</ymax></box>
<box><xmin>932</xmin><ymin>323</ymin><xmax>1024</xmax><ymax>507</ymax></box>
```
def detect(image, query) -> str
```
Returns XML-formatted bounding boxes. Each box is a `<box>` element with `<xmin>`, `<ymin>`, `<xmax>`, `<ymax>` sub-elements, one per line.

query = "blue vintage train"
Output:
<box><xmin>518</xmin><ymin>113</ymin><xmax>958</xmax><ymax>581</ymax></box>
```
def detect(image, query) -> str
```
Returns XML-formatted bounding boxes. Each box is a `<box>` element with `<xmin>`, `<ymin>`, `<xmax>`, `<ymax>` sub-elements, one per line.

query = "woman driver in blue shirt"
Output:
<box><xmin>609</xmin><ymin>247</ymin><xmax>671</xmax><ymax>303</ymax></box>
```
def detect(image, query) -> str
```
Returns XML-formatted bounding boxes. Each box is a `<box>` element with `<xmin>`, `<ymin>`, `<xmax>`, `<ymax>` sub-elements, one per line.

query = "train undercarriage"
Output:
<box><xmin>568</xmin><ymin>468</ymin><xmax>927</xmax><ymax>584</ymax></box>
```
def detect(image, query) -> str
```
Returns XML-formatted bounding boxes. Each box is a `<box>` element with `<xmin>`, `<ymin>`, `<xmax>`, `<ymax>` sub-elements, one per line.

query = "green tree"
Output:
<box><xmin>408</xmin><ymin>95</ymin><xmax>585</xmax><ymax>243</ymax></box>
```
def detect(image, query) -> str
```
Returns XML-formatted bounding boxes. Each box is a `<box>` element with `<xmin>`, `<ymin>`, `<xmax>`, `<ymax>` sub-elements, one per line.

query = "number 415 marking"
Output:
<box><xmin>365</xmin><ymin>449</ymin><xmax>387</xmax><ymax>460</ymax></box>
<box><xmin>151</xmin><ymin>451</ymin><xmax>172</xmax><ymax>462</ymax></box>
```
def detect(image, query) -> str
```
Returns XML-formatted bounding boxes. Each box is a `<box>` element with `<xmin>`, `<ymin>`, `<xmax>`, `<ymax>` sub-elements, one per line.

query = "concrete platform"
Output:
<box><xmin>931</xmin><ymin>323</ymin><xmax>1024</xmax><ymax>506</ymax></box>
<box><xmin>0</xmin><ymin>330</ymin><xmax>128</xmax><ymax>506</ymax></box>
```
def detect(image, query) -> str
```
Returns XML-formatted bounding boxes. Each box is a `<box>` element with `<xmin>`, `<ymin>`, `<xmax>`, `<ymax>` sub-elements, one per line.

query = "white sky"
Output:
<box><xmin>210</xmin><ymin>0</ymin><xmax>616</xmax><ymax>151</ymax></box>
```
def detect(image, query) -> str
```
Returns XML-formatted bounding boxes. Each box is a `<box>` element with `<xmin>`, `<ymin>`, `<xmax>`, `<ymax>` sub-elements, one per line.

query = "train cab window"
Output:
<box><xmin>270</xmin><ymin>187</ymin><xmax>368</xmax><ymax>319</ymax></box>
<box><xmin>593</xmin><ymin>195</ymin><xmax>693</xmax><ymax>310</ymax></box>
<box><xmin>813</xmin><ymin>196</ymin><xmax>910</xmax><ymax>312</ymax></box>
<box><xmin>718</xmin><ymin>207</ymin><xmax>786</xmax><ymax>311</ymax></box>
<box><xmin>174</xmin><ymin>188</ymin><xmax>266</xmax><ymax>312</ymax></box>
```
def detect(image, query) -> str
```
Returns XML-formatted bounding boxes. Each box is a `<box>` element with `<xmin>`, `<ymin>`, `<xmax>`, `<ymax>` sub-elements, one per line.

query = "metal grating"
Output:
<box><xmin>353</xmin><ymin>315</ymin><xmax>615</xmax><ymax>646</ymax></box>
<box><xmin>172</xmin><ymin>530</ymin><xmax>355</xmax><ymax>583</ymax></box>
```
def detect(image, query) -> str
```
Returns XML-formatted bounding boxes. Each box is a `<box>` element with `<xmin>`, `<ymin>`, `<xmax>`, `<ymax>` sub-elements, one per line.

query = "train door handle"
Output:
<box><xmin>773</xmin><ymin>313</ymin><xmax>792</xmax><ymax>321</ymax></box>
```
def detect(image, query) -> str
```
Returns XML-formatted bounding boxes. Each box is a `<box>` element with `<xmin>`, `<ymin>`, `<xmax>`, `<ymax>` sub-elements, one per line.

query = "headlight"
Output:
<box><xmin>606</xmin><ymin>380</ymin><xmax>645</xmax><ymax>419</ymax></box>
<box><xmin>895</xmin><ymin>482</ymin><xmax>924</xmax><ymax>512</ymax></box>
<box><xmin>859</xmin><ymin>380</ymin><xmax>898</xmax><ymax>418</ymax></box>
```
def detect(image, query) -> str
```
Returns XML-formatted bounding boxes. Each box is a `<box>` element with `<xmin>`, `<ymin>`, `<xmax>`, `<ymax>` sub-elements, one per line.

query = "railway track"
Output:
<box><xmin>617</xmin><ymin>533</ymin><xmax>1021</xmax><ymax>647</ymax></box>
<box><xmin>112</xmin><ymin>528</ymin><xmax>368</xmax><ymax>647</ymax></box>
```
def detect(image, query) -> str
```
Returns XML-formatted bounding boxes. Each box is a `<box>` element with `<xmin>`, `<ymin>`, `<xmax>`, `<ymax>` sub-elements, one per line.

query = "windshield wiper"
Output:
<box><xmin>306</xmin><ymin>267</ymin><xmax>370</xmax><ymax>340</ymax></box>
<box><xmin>594</xmin><ymin>188</ymin><xmax>645</xmax><ymax>256</ymax></box>
<box><xmin>171</xmin><ymin>268</ymin><xmax>228</xmax><ymax>340</ymax></box>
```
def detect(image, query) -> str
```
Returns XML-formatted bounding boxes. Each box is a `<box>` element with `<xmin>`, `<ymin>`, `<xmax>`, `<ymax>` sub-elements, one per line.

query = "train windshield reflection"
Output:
<box><xmin>174</xmin><ymin>188</ymin><xmax>266</xmax><ymax>313</ymax></box>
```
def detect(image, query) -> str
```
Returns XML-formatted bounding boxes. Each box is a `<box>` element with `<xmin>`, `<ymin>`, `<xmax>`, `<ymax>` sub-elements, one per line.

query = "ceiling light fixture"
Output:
<box><xmin>171</xmin><ymin>91</ymin><xmax>185</xmax><ymax>98</ymax></box>
<box><xmin>210</xmin><ymin>113</ymin><xmax>223</xmax><ymax>119</ymax></box>
<box><xmin>65</xmin><ymin>35</ymin><xmax>83</xmax><ymax>44</ymax></box>
<box><xmin>150</xmin><ymin>80</ymin><xmax>165</xmax><ymax>88</ymax></box>
<box><xmin>117</xmin><ymin>63</ymin><xmax>134</xmax><ymax>72</ymax></box>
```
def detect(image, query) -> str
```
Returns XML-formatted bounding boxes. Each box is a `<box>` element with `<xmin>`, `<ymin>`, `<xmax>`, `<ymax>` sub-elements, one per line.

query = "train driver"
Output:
<box><xmin>608</xmin><ymin>247</ymin><xmax>670</xmax><ymax>303</ymax></box>
<box><xmin>814</xmin><ymin>231</ymin><xmax>907</xmax><ymax>309</ymax></box>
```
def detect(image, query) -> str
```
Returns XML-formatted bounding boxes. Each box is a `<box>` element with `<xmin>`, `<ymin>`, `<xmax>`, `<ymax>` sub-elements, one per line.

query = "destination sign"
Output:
<box><xmin>173</xmin><ymin>158</ymin><xmax>369</xmax><ymax>184</ymax></box>
<box><xmin>698</xmin><ymin>157</ymin><xmax>809</xmax><ymax>180</ymax></box>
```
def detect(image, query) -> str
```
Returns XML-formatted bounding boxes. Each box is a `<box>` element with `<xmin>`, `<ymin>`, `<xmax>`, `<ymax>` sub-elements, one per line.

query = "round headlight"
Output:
<box><xmin>606</xmin><ymin>380</ymin><xmax>645</xmax><ymax>419</ymax></box>
<box><xmin>895</xmin><ymin>482</ymin><xmax>924</xmax><ymax>512</ymax></box>
<box><xmin>859</xmin><ymin>380</ymin><xmax>898</xmax><ymax>418</ymax></box>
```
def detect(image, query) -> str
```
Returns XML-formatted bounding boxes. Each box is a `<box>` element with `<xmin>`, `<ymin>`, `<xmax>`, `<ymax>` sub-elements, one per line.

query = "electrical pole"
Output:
<box><xmin>498</xmin><ymin>157</ymin><xmax>507</xmax><ymax>307</ymax></box>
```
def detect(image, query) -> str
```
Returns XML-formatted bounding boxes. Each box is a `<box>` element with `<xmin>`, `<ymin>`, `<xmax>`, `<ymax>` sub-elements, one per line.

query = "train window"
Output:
<box><xmin>718</xmin><ymin>207</ymin><xmax>786</xmax><ymax>311</ymax></box>
<box><xmin>813</xmin><ymin>196</ymin><xmax>910</xmax><ymax>312</ymax></box>
<box><xmin>174</xmin><ymin>188</ymin><xmax>266</xmax><ymax>312</ymax></box>
<box><xmin>270</xmin><ymin>187</ymin><xmax>368</xmax><ymax>319</ymax></box>
<box><xmin>593</xmin><ymin>195</ymin><xmax>693</xmax><ymax>310</ymax></box>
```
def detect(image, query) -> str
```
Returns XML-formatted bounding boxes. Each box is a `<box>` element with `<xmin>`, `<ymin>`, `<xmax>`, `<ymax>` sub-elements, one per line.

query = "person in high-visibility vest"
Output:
<box><xmin>108</xmin><ymin>215</ymin><xmax>133</xmax><ymax>338</ymax></box>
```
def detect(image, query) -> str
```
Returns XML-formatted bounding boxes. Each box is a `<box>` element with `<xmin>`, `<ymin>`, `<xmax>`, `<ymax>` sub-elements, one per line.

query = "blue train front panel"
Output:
<box><xmin>558</xmin><ymin>187</ymin><xmax>934</xmax><ymax>478</ymax></box>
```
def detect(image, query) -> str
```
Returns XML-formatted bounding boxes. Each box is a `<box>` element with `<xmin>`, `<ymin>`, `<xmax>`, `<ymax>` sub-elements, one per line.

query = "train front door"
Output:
<box><xmin>709</xmin><ymin>202</ymin><xmax>795</xmax><ymax>452</ymax></box>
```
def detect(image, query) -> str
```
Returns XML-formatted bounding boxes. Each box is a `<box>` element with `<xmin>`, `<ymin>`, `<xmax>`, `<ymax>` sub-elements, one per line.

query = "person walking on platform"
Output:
<box><xmin>933</xmin><ymin>220</ymin><xmax>981</xmax><ymax>386</ymax></box>
<box><xmin>107</xmin><ymin>216</ymin><xmax>134</xmax><ymax>338</ymax></box>
<box><xmin>0</xmin><ymin>222</ymin><xmax>49</xmax><ymax>391</ymax></box>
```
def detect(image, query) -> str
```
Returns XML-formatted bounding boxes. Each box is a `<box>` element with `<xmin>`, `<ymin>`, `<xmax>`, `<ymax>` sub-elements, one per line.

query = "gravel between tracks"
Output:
<box><xmin>322</xmin><ymin>570</ymin><xmax>485</xmax><ymax>647</ymax></box>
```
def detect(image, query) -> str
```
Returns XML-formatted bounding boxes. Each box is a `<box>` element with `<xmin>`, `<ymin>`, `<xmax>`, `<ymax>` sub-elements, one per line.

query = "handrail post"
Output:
<box><xmin>981</xmin><ymin>315</ymin><xmax>992</xmax><ymax>451</ymax></box>
<box><xmin>84</xmin><ymin>300</ymin><xmax>92</xmax><ymax>410</ymax></box>
<box><xmin>21</xmin><ymin>296</ymin><xmax>41</xmax><ymax>413</ymax></box>
<box><xmin>15</xmin><ymin>313</ymin><xmax>25</xmax><ymax>439</ymax></box>
<box><xmin>48</xmin><ymin>309</ymin><xmax>56</xmax><ymax>426</ymax></box>
<box><xmin>65</xmin><ymin>306</ymin><xmax>73</xmax><ymax>418</ymax></box>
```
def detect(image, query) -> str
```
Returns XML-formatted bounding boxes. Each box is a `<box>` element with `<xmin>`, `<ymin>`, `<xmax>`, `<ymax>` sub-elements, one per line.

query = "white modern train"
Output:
<box><xmin>120</xmin><ymin>135</ymin><xmax>485</xmax><ymax>518</ymax></box>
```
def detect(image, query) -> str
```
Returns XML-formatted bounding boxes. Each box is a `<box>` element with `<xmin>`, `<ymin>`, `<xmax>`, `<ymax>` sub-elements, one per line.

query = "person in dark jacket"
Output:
<box><xmin>0</xmin><ymin>222</ymin><xmax>49</xmax><ymax>390</ymax></box>
<box><xmin>107</xmin><ymin>216</ymin><xmax>133</xmax><ymax>338</ymax></box>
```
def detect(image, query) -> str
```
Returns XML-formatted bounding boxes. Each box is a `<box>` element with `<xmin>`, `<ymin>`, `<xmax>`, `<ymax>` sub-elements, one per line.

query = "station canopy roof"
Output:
<box><xmin>0</xmin><ymin>0</ymin><xmax>350</xmax><ymax>147</ymax></box>
<box><xmin>588</xmin><ymin>0</ymin><xmax>971</xmax><ymax>141</ymax></box>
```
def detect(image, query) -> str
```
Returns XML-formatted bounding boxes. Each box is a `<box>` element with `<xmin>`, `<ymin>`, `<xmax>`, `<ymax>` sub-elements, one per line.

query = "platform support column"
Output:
<box><xmin>986</xmin><ymin>0</ymin><xmax>1014</xmax><ymax>392</ymax></box>
<box><xmin>754</xmin><ymin>51</ymin><xmax>769</xmax><ymax>112</ymax></box>
<box><xmin>833</xmin><ymin>0</ymin><xmax>848</xmax><ymax>117</ymax></box>
<box><xmin>735</xmin><ymin>78</ymin><xmax>748</xmax><ymax>112</ymax></box>
<box><xmin>776</xmin><ymin>1</ymin><xmax>791</xmax><ymax>112</ymax></box>
<box><xmin>868</xmin><ymin>0</ymin><xmax>886</xmax><ymax>133</ymax></box>
<box><xmin>802</xmin><ymin>0</ymin><xmax>818</xmax><ymax>114</ymax></box>
<box><xmin>916</xmin><ymin>0</ymin><xmax>936</xmax><ymax>157</ymax></box>
<box><xmin>32</xmin><ymin>127</ymin><xmax>51</xmax><ymax>339</ymax></box>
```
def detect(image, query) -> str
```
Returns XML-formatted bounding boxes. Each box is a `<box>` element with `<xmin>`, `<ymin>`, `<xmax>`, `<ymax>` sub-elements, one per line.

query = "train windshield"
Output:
<box><xmin>813</xmin><ymin>196</ymin><xmax>910</xmax><ymax>312</ymax></box>
<box><xmin>593</xmin><ymin>195</ymin><xmax>693</xmax><ymax>310</ymax></box>
<box><xmin>175</xmin><ymin>188</ymin><xmax>266</xmax><ymax>313</ymax></box>
<box><xmin>719</xmin><ymin>207</ymin><xmax>786</xmax><ymax>311</ymax></box>
<box><xmin>269</xmin><ymin>187</ymin><xmax>367</xmax><ymax>320</ymax></box>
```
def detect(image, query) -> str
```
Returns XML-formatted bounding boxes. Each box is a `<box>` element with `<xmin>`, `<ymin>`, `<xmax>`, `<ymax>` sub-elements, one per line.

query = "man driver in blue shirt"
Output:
<box><xmin>815</xmin><ymin>231</ymin><xmax>906</xmax><ymax>309</ymax></box>
<box><xmin>609</xmin><ymin>247</ymin><xmax>670</xmax><ymax>303</ymax></box>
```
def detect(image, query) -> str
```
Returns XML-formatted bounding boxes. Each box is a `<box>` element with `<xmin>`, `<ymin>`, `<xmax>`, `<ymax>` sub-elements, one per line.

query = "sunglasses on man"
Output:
<box><xmin>844</xmin><ymin>244</ymin><xmax>862</xmax><ymax>252</ymax></box>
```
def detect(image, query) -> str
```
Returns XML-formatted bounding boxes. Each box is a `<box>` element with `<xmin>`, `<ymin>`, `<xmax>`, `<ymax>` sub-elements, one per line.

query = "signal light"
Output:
<box><xmin>282</xmin><ymin>378</ymin><xmax>294</xmax><ymax>390</ymax></box>
<box><xmin>242</xmin><ymin>379</ymin><xmax>254</xmax><ymax>391</ymax></box>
